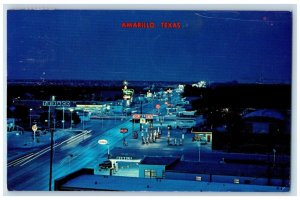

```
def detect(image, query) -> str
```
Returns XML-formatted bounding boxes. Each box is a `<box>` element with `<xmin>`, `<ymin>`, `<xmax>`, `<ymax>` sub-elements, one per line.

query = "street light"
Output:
<box><xmin>69</xmin><ymin>108</ymin><xmax>74</xmax><ymax>129</ymax></box>
<box><xmin>62</xmin><ymin>107</ymin><xmax>65</xmax><ymax>130</ymax></box>
<box><xmin>138</xmin><ymin>95</ymin><xmax>143</xmax><ymax>131</ymax></box>
<box><xmin>48</xmin><ymin>96</ymin><xmax>55</xmax><ymax>129</ymax></box>
<box><xmin>29</xmin><ymin>108</ymin><xmax>33</xmax><ymax>128</ymax></box>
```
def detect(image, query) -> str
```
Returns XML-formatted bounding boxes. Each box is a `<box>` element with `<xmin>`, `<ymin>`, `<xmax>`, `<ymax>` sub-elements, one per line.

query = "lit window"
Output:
<box><xmin>144</xmin><ymin>170</ymin><xmax>151</xmax><ymax>178</ymax></box>
<box><xmin>150</xmin><ymin>170</ymin><xmax>157</xmax><ymax>178</ymax></box>
<box><xmin>234</xmin><ymin>179</ymin><xmax>240</xmax><ymax>184</ymax></box>
<box><xmin>144</xmin><ymin>169</ymin><xmax>157</xmax><ymax>178</ymax></box>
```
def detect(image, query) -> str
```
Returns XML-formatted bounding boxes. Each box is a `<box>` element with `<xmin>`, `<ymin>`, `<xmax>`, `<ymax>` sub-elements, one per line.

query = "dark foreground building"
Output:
<box><xmin>55</xmin><ymin>156</ymin><xmax>289</xmax><ymax>192</ymax></box>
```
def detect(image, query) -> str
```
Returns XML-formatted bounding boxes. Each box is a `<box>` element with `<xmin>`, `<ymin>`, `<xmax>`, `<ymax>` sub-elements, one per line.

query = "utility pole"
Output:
<box><xmin>49</xmin><ymin>128</ymin><xmax>54</xmax><ymax>191</ymax></box>
<box><xmin>198</xmin><ymin>141</ymin><xmax>201</xmax><ymax>162</ymax></box>
<box><xmin>29</xmin><ymin>108</ymin><xmax>32</xmax><ymax>128</ymax></box>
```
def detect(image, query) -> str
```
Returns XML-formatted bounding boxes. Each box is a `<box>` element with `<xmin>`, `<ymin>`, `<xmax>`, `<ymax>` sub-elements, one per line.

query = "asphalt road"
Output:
<box><xmin>7</xmin><ymin>100</ymin><xmax>161</xmax><ymax>191</ymax></box>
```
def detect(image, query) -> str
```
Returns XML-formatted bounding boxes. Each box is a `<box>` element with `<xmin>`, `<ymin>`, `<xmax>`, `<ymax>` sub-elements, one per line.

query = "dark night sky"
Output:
<box><xmin>7</xmin><ymin>10</ymin><xmax>292</xmax><ymax>83</ymax></box>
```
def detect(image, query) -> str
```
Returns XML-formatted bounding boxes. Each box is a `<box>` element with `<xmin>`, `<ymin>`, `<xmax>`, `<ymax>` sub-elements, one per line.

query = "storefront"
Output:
<box><xmin>191</xmin><ymin>129</ymin><xmax>213</xmax><ymax>144</ymax></box>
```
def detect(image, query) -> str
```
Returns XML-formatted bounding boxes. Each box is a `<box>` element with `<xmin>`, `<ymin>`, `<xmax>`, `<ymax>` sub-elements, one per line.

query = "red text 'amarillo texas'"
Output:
<box><xmin>121</xmin><ymin>22</ymin><xmax>181</xmax><ymax>29</ymax></box>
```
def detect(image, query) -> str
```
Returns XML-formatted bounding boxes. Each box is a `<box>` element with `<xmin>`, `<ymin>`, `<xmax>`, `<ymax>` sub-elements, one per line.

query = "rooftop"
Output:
<box><xmin>140</xmin><ymin>156</ymin><xmax>181</xmax><ymax>166</ymax></box>
<box><xmin>55</xmin><ymin>168</ymin><xmax>289</xmax><ymax>192</ymax></box>
<box><xmin>243</xmin><ymin>109</ymin><xmax>285</xmax><ymax>121</ymax></box>
<box><xmin>167</xmin><ymin>161</ymin><xmax>290</xmax><ymax>179</ymax></box>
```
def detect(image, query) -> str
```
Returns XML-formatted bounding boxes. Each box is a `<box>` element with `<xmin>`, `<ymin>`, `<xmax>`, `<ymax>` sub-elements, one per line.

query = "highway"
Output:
<box><xmin>7</xmin><ymin>100</ymin><xmax>161</xmax><ymax>191</ymax></box>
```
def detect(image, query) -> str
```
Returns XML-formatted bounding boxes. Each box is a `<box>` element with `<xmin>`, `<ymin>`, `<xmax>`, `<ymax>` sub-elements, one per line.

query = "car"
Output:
<box><xmin>99</xmin><ymin>160</ymin><xmax>112</xmax><ymax>169</ymax></box>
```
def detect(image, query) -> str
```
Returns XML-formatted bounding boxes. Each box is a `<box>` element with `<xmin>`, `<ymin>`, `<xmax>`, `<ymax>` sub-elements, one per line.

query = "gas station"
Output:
<box><xmin>191</xmin><ymin>128</ymin><xmax>213</xmax><ymax>144</ymax></box>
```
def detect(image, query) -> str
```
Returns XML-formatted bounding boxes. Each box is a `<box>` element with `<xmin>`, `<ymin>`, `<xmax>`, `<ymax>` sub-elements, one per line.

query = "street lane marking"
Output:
<box><xmin>8</xmin><ymin>130</ymin><xmax>92</xmax><ymax>167</ymax></box>
<box><xmin>7</xmin><ymin>153</ymin><xmax>34</xmax><ymax>167</ymax></box>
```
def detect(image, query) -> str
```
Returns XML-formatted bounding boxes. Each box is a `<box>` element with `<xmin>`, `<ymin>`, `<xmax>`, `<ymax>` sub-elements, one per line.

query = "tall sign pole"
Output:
<box><xmin>62</xmin><ymin>107</ymin><xmax>65</xmax><ymax>130</ymax></box>
<box><xmin>32</xmin><ymin>124</ymin><xmax>37</xmax><ymax>143</ymax></box>
<box><xmin>42</xmin><ymin>98</ymin><xmax>71</xmax><ymax>129</ymax></box>
<box><xmin>70</xmin><ymin>108</ymin><xmax>74</xmax><ymax>129</ymax></box>
<box><xmin>98</xmin><ymin>139</ymin><xmax>109</xmax><ymax>159</ymax></box>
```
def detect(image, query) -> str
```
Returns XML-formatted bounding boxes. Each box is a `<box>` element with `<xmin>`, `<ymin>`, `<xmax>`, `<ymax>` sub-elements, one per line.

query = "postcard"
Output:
<box><xmin>6</xmin><ymin>9</ymin><xmax>292</xmax><ymax>192</ymax></box>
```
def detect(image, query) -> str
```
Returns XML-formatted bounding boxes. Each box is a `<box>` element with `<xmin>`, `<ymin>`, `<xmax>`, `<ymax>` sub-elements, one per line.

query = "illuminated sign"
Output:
<box><xmin>32</xmin><ymin>124</ymin><xmax>38</xmax><ymax>132</ymax></box>
<box><xmin>146</xmin><ymin>90</ymin><xmax>152</xmax><ymax>98</ymax></box>
<box><xmin>123</xmin><ymin>95</ymin><xmax>131</xmax><ymax>100</ymax></box>
<box><xmin>43</xmin><ymin>101</ymin><xmax>71</xmax><ymax>107</ymax></box>
<box><xmin>191</xmin><ymin>130</ymin><xmax>213</xmax><ymax>134</ymax></box>
<box><xmin>140</xmin><ymin>118</ymin><xmax>146</xmax><ymax>124</ymax></box>
<box><xmin>98</xmin><ymin>139</ymin><xmax>108</xmax><ymax>145</ymax></box>
<box><xmin>133</xmin><ymin>114</ymin><xmax>153</xmax><ymax>121</ymax></box>
<box><xmin>133</xmin><ymin>114</ymin><xmax>141</xmax><ymax>119</ymax></box>
<box><xmin>110</xmin><ymin>155</ymin><xmax>141</xmax><ymax>160</ymax></box>
<box><xmin>120</xmin><ymin>128</ymin><xmax>128</xmax><ymax>133</ymax></box>
<box><xmin>145</xmin><ymin>114</ymin><xmax>153</xmax><ymax>119</ymax></box>
<box><xmin>116</xmin><ymin>156</ymin><xmax>133</xmax><ymax>160</ymax></box>
<box><xmin>77</xmin><ymin>105</ymin><xmax>104</xmax><ymax>109</ymax></box>
<box><xmin>122</xmin><ymin>88</ymin><xmax>134</xmax><ymax>96</ymax></box>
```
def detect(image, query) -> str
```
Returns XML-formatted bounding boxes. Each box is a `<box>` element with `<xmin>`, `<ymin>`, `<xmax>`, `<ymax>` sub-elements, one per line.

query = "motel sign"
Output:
<box><xmin>42</xmin><ymin>101</ymin><xmax>71</xmax><ymax>107</ymax></box>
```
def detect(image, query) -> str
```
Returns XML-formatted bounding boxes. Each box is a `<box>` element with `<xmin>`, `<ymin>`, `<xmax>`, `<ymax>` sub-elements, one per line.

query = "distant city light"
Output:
<box><xmin>177</xmin><ymin>84</ymin><xmax>185</xmax><ymax>93</ymax></box>
<box><xmin>192</xmin><ymin>81</ymin><xmax>207</xmax><ymax>88</ymax></box>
